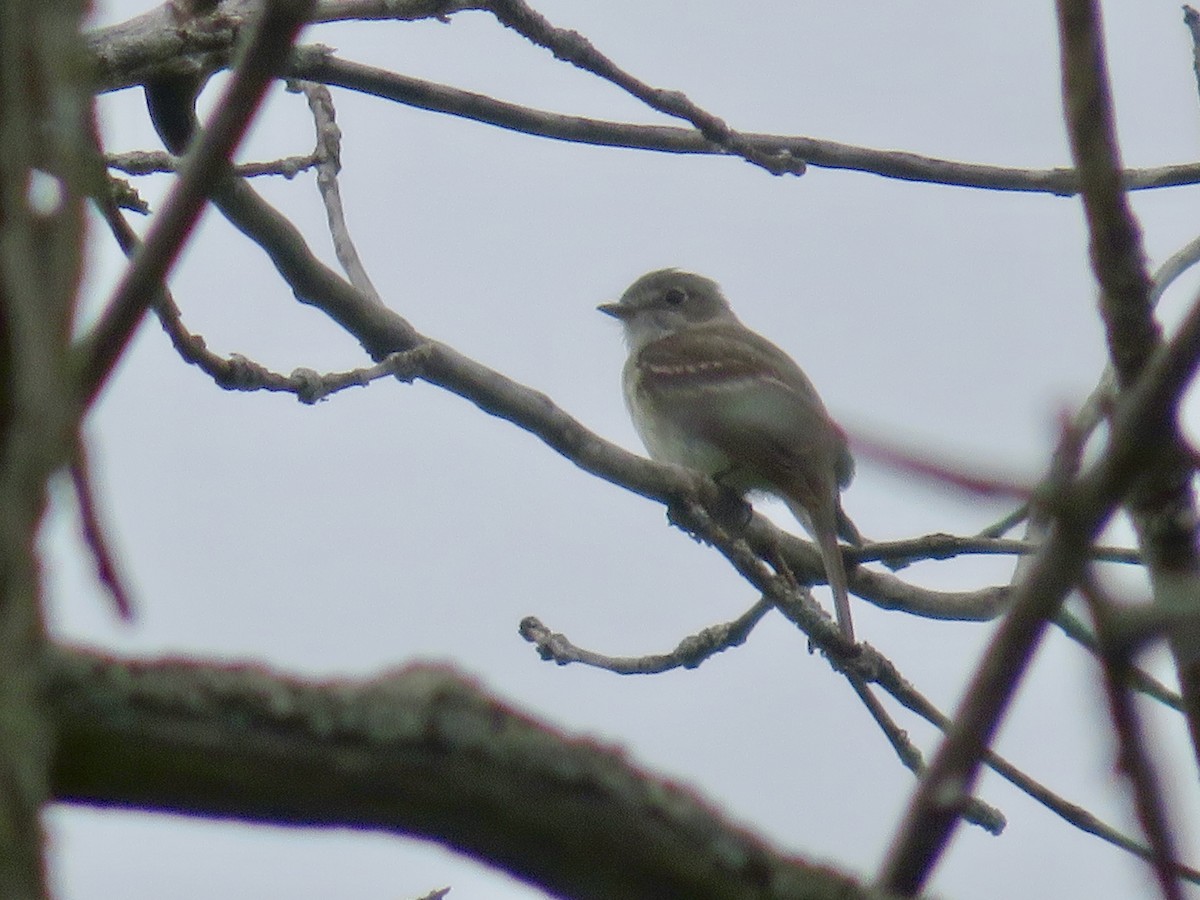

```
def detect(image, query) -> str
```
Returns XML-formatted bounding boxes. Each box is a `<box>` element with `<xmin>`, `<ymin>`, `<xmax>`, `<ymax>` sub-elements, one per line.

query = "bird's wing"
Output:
<box><xmin>632</xmin><ymin>322</ymin><xmax>851</xmax><ymax>485</ymax></box>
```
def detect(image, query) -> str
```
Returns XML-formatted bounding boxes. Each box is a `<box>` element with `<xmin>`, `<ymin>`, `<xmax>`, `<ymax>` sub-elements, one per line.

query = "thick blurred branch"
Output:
<box><xmin>1060</xmin><ymin>0</ymin><xmax>1200</xmax><ymax>760</ymax></box>
<box><xmin>48</xmin><ymin>646</ymin><xmax>881</xmax><ymax>900</ymax></box>
<box><xmin>0</xmin><ymin>0</ymin><xmax>93</xmax><ymax>895</ymax></box>
<box><xmin>878</xmin><ymin>278</ymin><xmax>1200</xmax><ymax>894</ymax></box>
<box><xmin>1082</xmin><ymin>577</ymin><xmax>1185</xmax><ymax>900</ymax></box>
<box><xmin>877</xmin><ymin>3</ymin><xmax>1200</xmax><ymax>893</ymax></box>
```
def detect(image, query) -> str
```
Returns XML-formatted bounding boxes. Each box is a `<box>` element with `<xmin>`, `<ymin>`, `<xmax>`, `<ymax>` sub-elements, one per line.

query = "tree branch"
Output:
<box><xmin>295</xmin><ymin>50</ymin><xmax>1200</xmax><ymax>195</ymax></box>
<box><xmin>1082</xmin><ymin>577</ymin><xmax>1185</xmax><ymax>900</ymax></box>
<box><xmin>876</xmin><ymin>275</ymin><xmax>1200</xmax><ymax>896</ymax></box>
<box><xmin>48</xmin><ymin>645</ymin><xmax>884</xmax><ymax>900</ymax></box>
<box><xmin>1060</xmin><ymin>0</ymin><xmax>1200</xmax><ymax>761</ymax></box>
<box><xmin>76</xmin><ymin>0</ymin><xmax>317</xmax><ymax>403</ymax></box>
<box><xmin>479</xmin><ymin>0</ymin><xmax>805</xmax><ymax>176</ymax></box>
<box><xmin>519</xmin><ymin>598</ymin><xmax>773</xmax><ymax>674</ymax></box>
<box><xmin>84</xmin><ymin>8</ymin><xmax>1200</xmax><ymax>195</ymax></box>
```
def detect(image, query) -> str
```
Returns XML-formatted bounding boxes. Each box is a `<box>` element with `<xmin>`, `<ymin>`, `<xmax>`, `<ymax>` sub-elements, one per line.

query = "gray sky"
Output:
<box><xmin>47</xmin><ymin>1</ymin><xmax>1200</xmax><ymax>897</ymax></box>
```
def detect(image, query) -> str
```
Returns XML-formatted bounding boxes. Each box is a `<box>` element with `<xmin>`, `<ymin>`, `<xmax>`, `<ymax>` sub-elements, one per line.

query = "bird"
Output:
<box><xmin>598</xmin><ymin>268</ymin><xmax>859</xmax><ymax>642</ymax></box>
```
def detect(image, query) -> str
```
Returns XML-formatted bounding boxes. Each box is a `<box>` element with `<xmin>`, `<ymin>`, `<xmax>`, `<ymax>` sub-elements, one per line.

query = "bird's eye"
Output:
<box><xmin>663</xmin><ymin>287</ymin><xmax>687</xmax><ymax>306</ymax></box>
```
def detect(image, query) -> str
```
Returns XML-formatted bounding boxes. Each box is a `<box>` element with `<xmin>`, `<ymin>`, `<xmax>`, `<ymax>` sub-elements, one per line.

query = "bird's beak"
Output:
<box><xmin>597</xmin><ymin>301</ymin><xmax>630</xmax><ymax>320</ymax></box>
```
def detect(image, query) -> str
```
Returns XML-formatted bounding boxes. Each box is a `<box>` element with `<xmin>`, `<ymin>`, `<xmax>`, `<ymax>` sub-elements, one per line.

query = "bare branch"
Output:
<box><xmin>1060</xmin><ymin>0</ymin><xmax>1200</xmax><ymax>759</ymax></box>
<box><xmin>76</xmin><ymin>0</ymin><xmax>317</xmax><ymax>403</ymax></box>
<box><xmin>84</xmin><ymin>5</ymin><xmax>1200</xmax><ymax>197</ymax></box>
<box><xmin>1184</xmin><ymin>6</ymin><xmax>1200</xmax><ymax>107</ymax></box>
<box><xmin>767</xmin><ymin>586</ymin><xmax>1194</xmax><ymax>867</ymax></box>
<box><xmin>1082</xmin><ymin>577</ymin><xmax>1186</xmax><ymax>900</ymax></box>
<box><xmin>479</xmin><ymin>0</ymin><xmax>804</xmax><ymax>176</ymax></box>
<box><xmin>519</xmin><ymin>599</ymin><xmax>773</xmax><ymax>674</ymax></box>
<box><xmin>876</xmin><ymin>5</ymin><xmax>1200</xmax><ymax>889</ymax></box>
<box><xmin>106</xmin><ymin>148</ymin><xmax>321</xmax><ymax>178</ymax></box>
<box><xmin>877</xmin><ymin>275</ymin><xmax>1200</xmax><ymax>895</ymax></box>
<box><xmin>521</xmin><ymin>588</ymin><xmax>1179</xmax><ymax>863</ymax></box>
<box><xmin>1054</xmin><ymin>608</ymin><xmax>1183</xmax><ymax>710</ymax></box>
<box><xmin>660</xmin><ymin>495</ymin><xmax>1186</xmax><ymax>863</ymax></box>
<box><xmin>854</xmin><ymin>533</ymin><xmax>1140</xmax><ymax>567</ymax></box>
<box><xmin>299</xmin><ymin>81</ymin><xmax>381</xmax><ymax>299</ymax></box>
<box><xmin>294</xmin><ymin>50</ymin><xmax>1200</xmax><ymax>195</ymax></box>
<box><xmin>1061</xmin><ymin>5</ymin><xmax>1157</xmax><ymax>385</ymax></box>
<box><xmin>69</xmin><ymin>445</ymin><xmax>133</xmax><ymax>620</ymax></box>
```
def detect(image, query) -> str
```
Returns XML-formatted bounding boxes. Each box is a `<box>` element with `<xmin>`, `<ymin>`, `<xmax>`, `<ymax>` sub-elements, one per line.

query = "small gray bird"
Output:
<box><xmin>599</xmin><ymin>269</ymin><xmax>859</xmax><ymax>642</ymax></box>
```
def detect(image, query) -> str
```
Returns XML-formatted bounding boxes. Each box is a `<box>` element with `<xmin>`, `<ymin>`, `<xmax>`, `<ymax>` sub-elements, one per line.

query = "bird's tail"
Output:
<box><xmin>785</xmin><ymin>495</ymin><xmax>855</xmax><ymax>643</ymax></box>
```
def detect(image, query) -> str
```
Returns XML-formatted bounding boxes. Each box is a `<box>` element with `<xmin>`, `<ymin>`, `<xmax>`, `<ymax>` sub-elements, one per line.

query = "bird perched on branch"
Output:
<box><xmin>599</xmin><ymin>269</ymin><xmax>860</xmax><ymax>641</ymax></box>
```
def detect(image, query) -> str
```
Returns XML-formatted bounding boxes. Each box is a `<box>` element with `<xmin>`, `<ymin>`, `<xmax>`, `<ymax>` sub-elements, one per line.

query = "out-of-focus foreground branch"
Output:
<box><xmin>0</xmin><ymin>0</ymin><xmax>92</xmax><ymax>896</ymax></box>
<box><xmin>878</xmin><ymin>0</ymin><xmax>1200</xmax><ymax>894</ymax></box>
<box><xmin>48</xmin><ymin>646</ymin><xmax>890</xmax><ymax>900</ymax></box>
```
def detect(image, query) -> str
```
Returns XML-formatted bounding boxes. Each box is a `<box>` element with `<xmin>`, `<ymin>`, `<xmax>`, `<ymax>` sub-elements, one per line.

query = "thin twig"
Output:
<box><xmin>1082</xmin><ymin>576</ymin><xmax>1185</xmax><ymax>900</ymax></box>
<box><xmin>93</xmin><ymin>185</ymin><xmax>400</xmax><ymax>404</ymax></box>
<box><xmin>480</xmin><ymin>0</ymin><xmax>805</xmax><ymax>176</ymax></box>
<box><xmin>847</xmin><ymin>677</ymin><xmax>1005</xmax><ymax>833</ymax></box>
<box><xmin>855</xmin><ymin>533</ymin><xmax>1140</xmax><ymax>567</ymax></box>
<box><xmin>70</xmin><ymin>444</ymin><xmax>133</xmax><ymax>620</ymax></box>
<box><xmin>105</xmin><ymin>149</ymin><xmax>321</xmax><ymax>178</ymax></box>
<box><xmin>1185</xmin><ymin>6</ymin><xmax>1200</xmax><ymax>106</ymax></box>
<box><xmin>299</xmin><ymin>80</ymin><xmax>381</xmax><ymax>299</ymax></box>
<box><xmin>975</xmin><ymin>503</ymin><xmax>1029</xmax><ymax>538</ymax></box>
<box><xmin>519</xmin><ymin>598</ymin><xmax>773</xmax><ymax>674</ymax></box>
<box><xmin>1055</xmin><ymin>608</ymin><xmax>1183</xmax><ymax>710</ymax></box>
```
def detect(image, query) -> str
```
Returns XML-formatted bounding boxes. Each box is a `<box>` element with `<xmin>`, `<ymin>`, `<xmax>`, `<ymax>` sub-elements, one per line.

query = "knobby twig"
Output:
<box><xmin>76</xmin><ymin>0</ymin><xmax>317</xmax><ymax>402</ymax></box>
<box><xmin>105</xmin><ymin>149</ymin><xmax>321</xmax><ymax>178</ymax></box>
<box><xmin>480</xmin><ymin>0</ymin><xmax>804</xmax><ymax>176</ymax></box>
<box><xmin>519</xmin><ymin>598</ymin><xmax>773</xmax><ymax>674</ymax></box>
<box><xmin>298</xmin><ymin>80</ymin><xmax>382</xmax><ymax>300</ymax></box>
